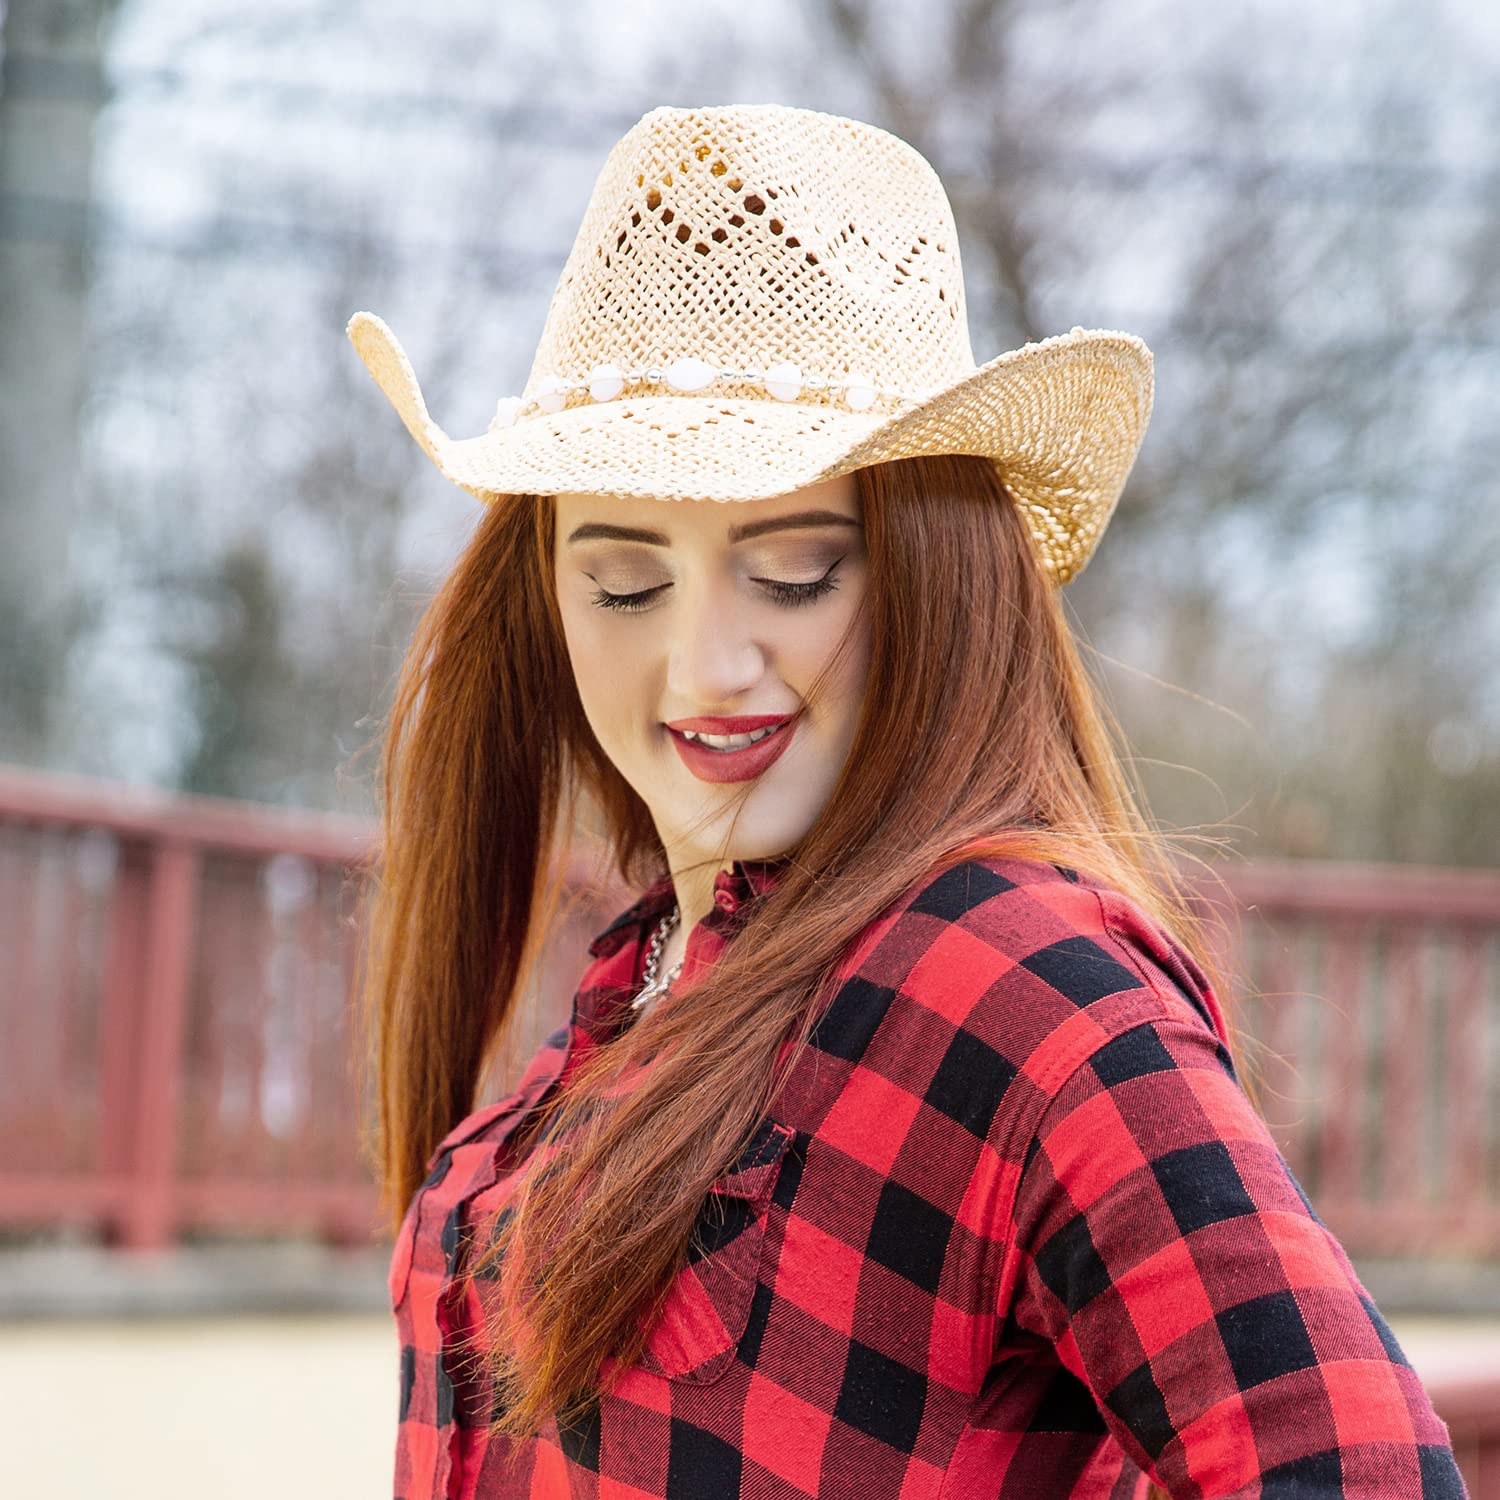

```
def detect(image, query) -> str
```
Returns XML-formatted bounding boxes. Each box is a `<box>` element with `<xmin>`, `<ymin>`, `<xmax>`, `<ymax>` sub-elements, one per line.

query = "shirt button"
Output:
<box><xmin>714</xmin><ymin>889</ymin><xmax>737</xmax><ymax>912</ymax></box>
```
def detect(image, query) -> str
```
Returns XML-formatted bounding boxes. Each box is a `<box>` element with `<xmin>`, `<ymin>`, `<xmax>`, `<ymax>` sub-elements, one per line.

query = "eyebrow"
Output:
<box><xmin>565</xmin><ymin>508</ymin><xmax>861</xmax><ymax>547</ymax></box>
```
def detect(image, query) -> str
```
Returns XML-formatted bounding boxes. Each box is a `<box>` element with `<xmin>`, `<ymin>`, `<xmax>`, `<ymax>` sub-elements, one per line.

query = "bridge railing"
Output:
<box><xmin>0</xmin><ymin>763</ymin><xmax>616</xmax><ymax>1251</ymax></box>
<box><xmin>1209</xmin><ymin>858</ymin><xmax>1500</xmax><ymax>1260</ymax></box>
<box><xmin>2</xmin><ymin>762</ymin><xmax>1497</xmax><ymax>1269</ymax></box>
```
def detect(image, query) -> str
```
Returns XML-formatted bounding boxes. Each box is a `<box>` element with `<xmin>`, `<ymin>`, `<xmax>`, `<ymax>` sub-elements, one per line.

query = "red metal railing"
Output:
<box><xmin>1206</xmin><ymin>859</ymin><xmax>1500</xmax><ymax>1260</ymax></box>
<box><xmin>4</xmin><ymin>763</ymin><xmax>1496</xmax><ymax>1491</ymax></box>
<box><xmin>3</xmin><ymin>761</ymin><xmax>1498</xmax><ymax>1265</ymax></box>
<box><xmin>0</xmin><ymin>763</ymin><xmax>617</xmax><ymax>1250</ymax></box>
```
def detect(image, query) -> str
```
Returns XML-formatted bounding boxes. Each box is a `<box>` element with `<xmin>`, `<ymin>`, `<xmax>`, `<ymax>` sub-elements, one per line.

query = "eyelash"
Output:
<box><xmin>588</xmin><ymin>561</ymin><xmax>844</xmax><ymax>614</ymax></box>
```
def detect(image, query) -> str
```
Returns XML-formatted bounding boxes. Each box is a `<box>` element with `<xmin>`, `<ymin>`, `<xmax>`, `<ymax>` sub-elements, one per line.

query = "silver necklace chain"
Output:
<box><xmin>630</xmin><ymin>904</ymin><xmax>684</xmax><ymax>1013</ymax></box>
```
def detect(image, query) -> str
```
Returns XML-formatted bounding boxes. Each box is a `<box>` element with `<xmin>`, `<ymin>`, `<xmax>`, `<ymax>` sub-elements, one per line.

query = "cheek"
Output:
<box><xmin>557</xmin><ymin>600</ymin><xmax>640</xmax><ymax>741</ymax></box>
<box><xmin>801</xmin><ymin>591</ymin><xmax>871</xmax><ymax>716</ymax></box>
<box><xmin>557</xmin><ymin>605</ymin><xmax>674</xmax><ymax>809</ymax></box>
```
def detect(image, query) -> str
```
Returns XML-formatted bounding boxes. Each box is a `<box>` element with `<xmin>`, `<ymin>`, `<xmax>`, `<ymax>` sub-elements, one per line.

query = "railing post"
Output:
<box><xmin>96</xmin><ymin>840</ymin><xmax>148</xmax><ymax>1212</ymax></box>
<box><xmin>118</xmin><ymin>840</ymin><xmax>200</xmax><ymax>1252</ymax></box>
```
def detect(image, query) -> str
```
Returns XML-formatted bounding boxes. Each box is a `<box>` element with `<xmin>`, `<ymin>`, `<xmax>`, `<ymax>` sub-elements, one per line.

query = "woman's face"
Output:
<box><xmin>551</xmin><ymin>474</ymin><xmax>871</xmax><ymax>871</ymax></box>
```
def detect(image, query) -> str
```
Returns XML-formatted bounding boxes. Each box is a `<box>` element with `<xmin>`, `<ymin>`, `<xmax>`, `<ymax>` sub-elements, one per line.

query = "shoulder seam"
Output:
<box><xmin>1093</xmin><ymin>885</ymin><xmax>1230</xmax><ymax>1047</ymax></box>
<box><xmin>1010</xmin><ymin>886</ymin><xmax>1187</xmax><ymax>1104</ymax></box>
<box><xmin>1016</xmin><ymin>887</ymin><xmax>1225</xmax><ymax>1111</ymax></box>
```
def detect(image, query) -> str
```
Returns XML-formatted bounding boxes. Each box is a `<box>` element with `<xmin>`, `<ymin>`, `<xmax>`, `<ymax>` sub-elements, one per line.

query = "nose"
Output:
<box><xmin>664</xmin><ymin>583</ymin><xmax>766</xmax><ymax>707</ymax></box>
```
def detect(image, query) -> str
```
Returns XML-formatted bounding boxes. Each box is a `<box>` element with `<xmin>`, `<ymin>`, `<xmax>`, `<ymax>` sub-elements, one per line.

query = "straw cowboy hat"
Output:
<box><xmin>347</xmin><ymin>103</ymin><xmax>1153</xmax><ymax>584</ymax></box>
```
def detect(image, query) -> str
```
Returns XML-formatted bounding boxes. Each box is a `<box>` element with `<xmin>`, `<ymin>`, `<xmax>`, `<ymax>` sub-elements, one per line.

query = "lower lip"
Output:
<box><xmin>667</xmin><ymin>719</ymin><xmax>796</xmax><ymax>783</ymax></box>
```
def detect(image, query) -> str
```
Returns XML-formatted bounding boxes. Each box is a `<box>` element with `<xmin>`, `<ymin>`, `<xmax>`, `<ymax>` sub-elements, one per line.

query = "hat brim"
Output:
<box><xmin>346</xmin><ymin>311</ymin><xmax>1152</xmax><ymax>583</ymax></box>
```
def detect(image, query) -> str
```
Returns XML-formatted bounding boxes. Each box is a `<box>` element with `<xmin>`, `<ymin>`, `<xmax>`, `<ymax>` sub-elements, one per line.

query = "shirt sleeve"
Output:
<box><xmin>1004</xmin><ymin>996</ymin><xmax>1469</xmax><ymax>1498</ymax></box>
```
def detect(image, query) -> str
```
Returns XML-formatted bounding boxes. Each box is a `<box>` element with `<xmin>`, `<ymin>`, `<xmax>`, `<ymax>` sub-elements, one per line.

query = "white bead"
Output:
<box><xmin>588</xmin><ymin>364</ymin><xmax>625</xmax><ymax>401</ymax></box>
<box><xmin>536</xmin><ymin>375</ymin><xmax>571</xmax><ymax>414</ymax></box>
<box><xmin>844</xmin><ymin>372</ymin><xmax>877</xmax><ymax>411</ymax></box>
<box><xmin>665</xmin><ymin>357</ymin><xmax>717</xmax><ymax>392</ymax></box>
<box><xmin>489</xmin><ymin>396</ymin><xmax>523</xmax><ymax>430</ymax></box>
<box><xmin>763</xmin><ymin>361</ymin><xmax>802</xmax><ymax>402</ymax></box>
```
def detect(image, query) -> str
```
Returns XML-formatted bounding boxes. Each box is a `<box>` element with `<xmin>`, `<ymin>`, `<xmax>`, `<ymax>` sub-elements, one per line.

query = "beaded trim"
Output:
<box><xmin>489</xmin><ymin>356</ymin><xmax>942</xmax><ymax>430</ymax></box>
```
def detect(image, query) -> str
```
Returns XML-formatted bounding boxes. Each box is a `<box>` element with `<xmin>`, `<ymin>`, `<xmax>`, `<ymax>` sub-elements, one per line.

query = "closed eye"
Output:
<box><xmin>588</xmin><ymin>558</ymin><xmax>844</xmax><ymax>614</ymax></box>
<box><xmin>587</xmin><ymin>581</ymin><xmax>670</xmax><ymax>613</ymax></box>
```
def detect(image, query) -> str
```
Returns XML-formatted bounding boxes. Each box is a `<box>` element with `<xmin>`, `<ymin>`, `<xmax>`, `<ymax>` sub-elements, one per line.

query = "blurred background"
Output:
<box><xmin>1</xmin><ymin>0</ymin><xmax>1497</xmax><ymax>1494</ymax></box>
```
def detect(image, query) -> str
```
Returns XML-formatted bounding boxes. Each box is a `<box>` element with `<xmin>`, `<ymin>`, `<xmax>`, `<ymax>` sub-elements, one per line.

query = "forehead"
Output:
<box><xmin>551</xmin><ymin>472</ymin><xmax>861</xmax><ymax>543</ymax></box>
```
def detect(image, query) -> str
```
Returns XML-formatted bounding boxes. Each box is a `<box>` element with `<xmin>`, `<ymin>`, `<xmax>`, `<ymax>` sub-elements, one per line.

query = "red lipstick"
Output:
<box><xmin>663</xmin><ymin>713</ymin><xmax>797</xmax><ymax>784</ymax></box>
<box><xmin>664</xmin><ymin>714</ymin><xmax>790</xmax><ymax>734</ymax></box>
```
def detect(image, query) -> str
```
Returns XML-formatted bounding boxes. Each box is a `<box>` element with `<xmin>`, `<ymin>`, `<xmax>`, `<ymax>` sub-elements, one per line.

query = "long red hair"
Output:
<box><xmin>355</xmin><ymin>453</ymin><xmax>1252</xmax><ymax>1486</ymax></box>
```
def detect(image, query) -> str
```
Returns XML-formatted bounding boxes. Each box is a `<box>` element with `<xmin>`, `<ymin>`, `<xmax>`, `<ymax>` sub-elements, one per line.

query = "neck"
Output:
<box><xmin>626</xmin><ymin>853</ymin><xmax>732</xmax><ymax>1021</ymax></box>
<box><xmin>665</xmin><ymin>854</ymin><xmax>729</xmax><ymax>948</ymax></box>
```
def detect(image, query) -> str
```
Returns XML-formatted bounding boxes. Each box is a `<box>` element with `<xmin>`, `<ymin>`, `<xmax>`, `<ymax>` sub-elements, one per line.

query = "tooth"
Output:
<box><xmin>678</xmin><ymin>723</ymin><xmax>783</xmax><ymax>750</ymax></box>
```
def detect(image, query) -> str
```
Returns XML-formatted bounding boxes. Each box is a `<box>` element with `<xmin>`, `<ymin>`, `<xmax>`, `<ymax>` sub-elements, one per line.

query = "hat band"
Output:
<box><xmin>489</xmin><ymin>356</ymin><xmax>947</xmax><ymax>431</ymax></box>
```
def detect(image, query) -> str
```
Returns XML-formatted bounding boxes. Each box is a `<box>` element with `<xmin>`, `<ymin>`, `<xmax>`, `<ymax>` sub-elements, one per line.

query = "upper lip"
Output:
<box><xmin>664</xmin><ymin>714</ymin><xmax>792</xmax><ymax>734</ymax></box>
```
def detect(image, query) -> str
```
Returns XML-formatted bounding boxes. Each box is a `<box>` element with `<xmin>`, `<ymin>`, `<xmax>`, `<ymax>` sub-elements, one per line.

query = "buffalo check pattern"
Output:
<box><xmin>388</xmin><ymin>855</ymin><xmax>1467</xmax><ymax>1499</ymax></box>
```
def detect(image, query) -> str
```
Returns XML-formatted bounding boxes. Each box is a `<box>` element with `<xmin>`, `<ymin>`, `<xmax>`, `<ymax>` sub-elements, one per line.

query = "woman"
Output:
<box><xmin>349</xmin><ymin>106</ymin><xmax>1466</xmax><ymax>1498</ymax></box>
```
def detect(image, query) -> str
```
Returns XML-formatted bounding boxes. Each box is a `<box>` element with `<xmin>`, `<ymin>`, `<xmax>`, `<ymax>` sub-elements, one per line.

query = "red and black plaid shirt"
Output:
<box><xmin>388</xmin><ymin>854</ymin><xmax>1466</xmax><ymax>1498</ymax></box>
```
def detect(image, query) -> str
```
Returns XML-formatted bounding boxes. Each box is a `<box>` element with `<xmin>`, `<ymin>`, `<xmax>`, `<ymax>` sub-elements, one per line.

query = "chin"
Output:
<box><xmin>721</xmin><ymin>801</ymin><xmax>824</xmax><ymax>863</ymax></box>
<box><xmin>670</xmin><ymin>796</ymin><xmax>817</xmax><ymax>869</ymax></box>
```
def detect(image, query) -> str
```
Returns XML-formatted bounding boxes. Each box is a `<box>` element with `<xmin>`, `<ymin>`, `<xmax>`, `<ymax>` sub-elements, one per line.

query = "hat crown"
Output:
<box><xmin>522</xmin><ymin>104</ymin><xmax>977</xmax><ymax>405</ymax></box>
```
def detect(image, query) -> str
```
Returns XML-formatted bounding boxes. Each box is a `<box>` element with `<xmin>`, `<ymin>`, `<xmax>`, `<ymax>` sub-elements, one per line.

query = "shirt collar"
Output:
<box><xmin>585</xmin><ymin>854</ymin><xmax>791</xmax><ymax>959</ymax></box>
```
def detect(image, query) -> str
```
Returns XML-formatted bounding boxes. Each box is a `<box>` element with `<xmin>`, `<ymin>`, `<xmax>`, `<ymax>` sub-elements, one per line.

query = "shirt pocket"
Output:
<box><xmin>635</xmin><ymin>1117</ymin><xmax>797</xmax><ymax>1385</ymax></box>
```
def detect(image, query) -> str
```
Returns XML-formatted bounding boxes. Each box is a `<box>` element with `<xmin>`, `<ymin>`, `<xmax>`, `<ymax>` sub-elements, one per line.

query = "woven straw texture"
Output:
<box><xmin>347</xmin><ymin>103</ymin><xmax>1154</xmax><ymax>584</ymax></box>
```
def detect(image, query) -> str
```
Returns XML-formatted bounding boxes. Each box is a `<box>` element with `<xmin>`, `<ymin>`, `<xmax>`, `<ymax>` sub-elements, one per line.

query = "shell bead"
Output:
<box><xmin>489</xmin><ymin>396</ymin><xmax>524</xmax><ymax>430</ymax></box>
<box><xmin>844</xmin><ymin>373</ymin><xmax>877</xmax><ymax>411</ymax></box>
<box><xmin>536</xmin><ymin>375</ymin><xmax>572</xmax><ymax>413</ymax></box>
<box><xmin>763</xmin><ymin>362</ymin><xmax>803</xmax><ymax>402</ymax></box>
<box><xmin>665</xmin><ymin>357</ymin><xmax>717</xmax><ymax>392</ymax></box>
<box><xmin>588</xmin><ymin>364</ymin><xmax>626</xmax><ymax>401</ymax></box>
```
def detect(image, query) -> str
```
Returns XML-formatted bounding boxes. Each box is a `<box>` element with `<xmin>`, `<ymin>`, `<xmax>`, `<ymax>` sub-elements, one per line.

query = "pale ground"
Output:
<box><xmin>0</xmin><ymin>1314</ymin><xmax>396</xmax><ymax>1498</ymax></box>
<box><xmin>0</xmin><ymin>1313</ymin><xmax>1494</xmax><ymax>1498</ymax></box>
